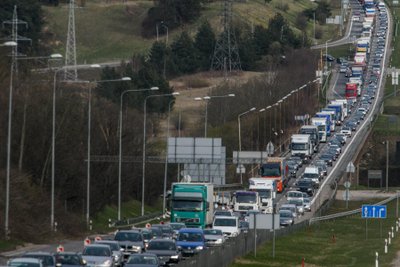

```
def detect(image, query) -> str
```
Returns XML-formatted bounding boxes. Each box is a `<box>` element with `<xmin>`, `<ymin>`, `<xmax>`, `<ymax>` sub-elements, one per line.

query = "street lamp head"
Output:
<box><xmin>228</xmin><ymin>94</ymin><xmax>235</xmax><ymax>97</ymax></box>
<box><xmin>250</xmin><ymin>107</ymin><xmax>256</xmax><ymax>112</ymax></box>
<box><xmin>1</xmin><ymin>41</ymin><xmax>17</xmax><ymax>47</ymax></box>
<box><xmin>150</xmin><ymin>86</ymin><xmax>159</xmax><ymax>91</ymax></box>
<box><xmin>259</xmin><ymin>108</ymin><xmax>266</xmax><ymax>112</ymax></box>
<box><xmin>172</xmin><ymin>92</ymin><xmax>180</xmax><ymax>96</ymax></box>
<box><xmin>266</xmin><ymin>105</ymin><xmax>272</xmax><ymax>109</ymax></box>
<box><xmin>194</xmin><ymin>97</ymin><xmax>202</xmax><ymax>101</ymax></box>
<box><xmin>203</xmin><ymin>96</ymin><xmax>211</xmax><ymax>100</ymax></box>
<box><xmin>278</xmin><ymin>100</ymin><xmax>283</xmax><ymax>103</ymax></box>
<box><xmin>90</xmin><ymin>64</ymin><xmax>101</xmax><ymax>69</ymax></box>
<box><xmin>50</xmin><ymin>53</ymin><xmax>63</xmax><ymax>59</ymax></box>
<box><xmin>121</xmin><ymin>77</ymin><xmax>131</xmax><ymax>81</ymax></box>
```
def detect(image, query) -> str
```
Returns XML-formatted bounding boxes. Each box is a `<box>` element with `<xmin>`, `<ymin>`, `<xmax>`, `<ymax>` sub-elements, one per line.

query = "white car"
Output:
<box><xmin>340</xmin><ymin>127</ymin><xmax>352</xmax><ymax>137</ymax></box>
<box><xmin>212</xmin><ymin>216</ymin><xmax>240</xmax><ymax>238</ymax></box>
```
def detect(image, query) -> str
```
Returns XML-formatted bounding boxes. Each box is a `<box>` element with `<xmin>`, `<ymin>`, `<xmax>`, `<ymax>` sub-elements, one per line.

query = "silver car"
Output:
<box><xmin>8</xmin><ymin>258</ymin><xmax>44</xmax><ymax>267</ymax></box>
<box><xmin>203</xmin><ymin>229</ymin><xmax>225</xmax><ymax>247</ymax></box>
<box><xmin>82</xmin><ymin>244</ymin><xmax>114</xmax><ymax>267</ymax></box>
<box><xmin>95</xmin><ymin>240</ymin><xmax>123</xmax><ymax>266</ymax></box>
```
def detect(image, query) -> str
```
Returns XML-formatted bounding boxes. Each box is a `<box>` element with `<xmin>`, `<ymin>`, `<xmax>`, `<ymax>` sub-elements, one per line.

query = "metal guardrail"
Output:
<box><xmin>309</xmin><ymin>195</ymin><xmax>397</xmax><ymax>225</ymax></box>
<box><xmin>112</xmin><ymin>212</ymin><xmax>163</xmax><ymax>228</ymax></box>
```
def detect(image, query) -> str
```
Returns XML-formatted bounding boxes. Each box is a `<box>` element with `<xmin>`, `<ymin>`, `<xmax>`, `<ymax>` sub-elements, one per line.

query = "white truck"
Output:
<box><xmin>290</xmin><ymin>134</ymin><xmax>313</xmax><ymax>163</ymax></box>
<box><xmin>299</xmin><ymin>125</ymin><xmax>320</xmax><ymax>153</ymax></box>
<box><xmin>248</xmin><ymin>178</ymin><xmax>276</xmax><ymax>214</ymax></box>
<box><xmin>311</xmin><ymin>117</ymin><xmax>328</xmax><ymax>142</ymax></box>
<box><xmin>302</xmin><ymin>166</ymin><xmax>321</xmax><ymax>187</ymax></box>
<box><xmin>233</xmin><ymin>191</ymin><xmax>260</xmax><ymax>213</ymax></box>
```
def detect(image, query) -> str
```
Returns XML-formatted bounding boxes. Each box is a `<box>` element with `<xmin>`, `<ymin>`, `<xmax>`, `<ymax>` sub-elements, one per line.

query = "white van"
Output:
<box><xmin>212</xmin><ymin>216</ymin><xmax>240</xmax><ymax>238</ymax></box>
<box><xmin>286</xmin><ymin>191</ymin><xmax>304</xmax><ymax>201</ymax></box>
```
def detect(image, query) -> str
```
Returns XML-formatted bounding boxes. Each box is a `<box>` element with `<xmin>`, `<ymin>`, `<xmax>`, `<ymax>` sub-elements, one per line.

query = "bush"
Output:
<box><xmin>276</xmin><ymin>2</ymin><xmax>290</xmax><ymax>12</ymax></box>
<box><xmin>186</xmin><ymin>77</ymin><xmax>210</xmax><ymax>88</ymax></box>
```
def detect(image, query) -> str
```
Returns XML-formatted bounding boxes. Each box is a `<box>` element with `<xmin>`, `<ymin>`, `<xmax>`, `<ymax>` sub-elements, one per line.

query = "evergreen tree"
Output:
<box><xmin>194</xmin><ymin>21</ymin><xmax>216</xmax><ymax>71</ymax></box>
<box><xmin>149</xmin><ymin>41</ymin><xmax>168</xmax><ymax>76</ymax></box>
<box><xmin>253</xmin><ymin>25</ymin><xmax>270</xmax><ymax>56</ymax></box>
<box><xmin>0</xmin><ymin>0</ymin><xmax>43</xmax><ymax>51</ymax></box>
<box><xmin>170</xmin><ymin>31</ymin><xmax>198</xmax><ymax>74</ymax></box>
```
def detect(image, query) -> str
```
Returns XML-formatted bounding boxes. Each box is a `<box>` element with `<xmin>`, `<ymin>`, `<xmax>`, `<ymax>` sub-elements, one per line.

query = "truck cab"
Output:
<box><xmin>299</xmin><ymin>125</ymin><xmax>319</xmax><ymax>153</ymax></box>
<box><xmin>290</xmin><ymin>134</ymin><xmax>313</xmax><ymax>163</ymax></box>
<box><xmin>170</xmin><ymin>183</ymin><xmax>214</xmax><ymax>228</ymax></box>
<box><xmin>248</xmin><ymin>178</ymin><xmax>276</xmax><ymax>214</ymax></box>
<box><xmin>233</xmin><ymin>191</ymin><xmax>259</xmax><ymax>213</ymax></box>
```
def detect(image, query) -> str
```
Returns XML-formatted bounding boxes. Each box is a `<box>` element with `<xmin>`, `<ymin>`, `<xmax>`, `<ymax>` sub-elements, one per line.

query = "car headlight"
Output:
<box><xmin>177</xmin><ymin>246</ymin><xmax>182</xmax><ymax>250</ymax></box>
<box><xmin>132</xmin><ymin>246</ymin><xmax>141</xmax><ymax>250</ymax></box>
<box><xmin>195</xmin><ymin>246</ymin><xmax>204</xmax><ymax>250</ymax></box>
<box><xmin>103</xmin><ymin>260</ymin><xmax>112</xmax><ymax>266</ymax></box>
<box><xmin>170</xmin><ymin>255</ymin><xmax>179</xmax><ymax>259</ymax></box>
<box><xmin>231</xmin><ymin>232</ymin><xmax>239</xmax><ymax>237</ymax></box>
<box><xmin>113</xmin><ymin>255</ymin><xmax>119</xmax><ymax>261</ymax></box>
<box><xmin>215</xmin><ymin>238</ymin><xmax>223</xmax><ymax>244</ymax></box>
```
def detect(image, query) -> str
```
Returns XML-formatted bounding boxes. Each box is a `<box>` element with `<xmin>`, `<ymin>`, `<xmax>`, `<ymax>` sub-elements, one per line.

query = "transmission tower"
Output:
<box><xmin>64</xmin><ymin>0</ymin><xmax>78</xmax><ymax>81</ymax></box>
<box><xmin>2</xmin><ymin>5</ymin><xmax>31</xmax><ymax>74</ymax></box>
<box><xmin>211</xmin><ymin>0</ymin><xmax>241</xmax><ymax>74</ymax></box>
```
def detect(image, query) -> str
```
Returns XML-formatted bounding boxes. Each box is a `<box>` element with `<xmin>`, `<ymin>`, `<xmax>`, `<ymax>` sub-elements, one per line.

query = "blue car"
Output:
<box><xmin>176</xmin><ymin>228</ymin><xmax>205</xmax><ymax>257</ymax></box>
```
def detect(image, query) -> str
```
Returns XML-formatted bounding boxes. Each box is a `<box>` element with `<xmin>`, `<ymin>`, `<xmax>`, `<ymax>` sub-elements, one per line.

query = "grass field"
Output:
<box><xmin>91</xmin><ymin>199</ymin><xmax>161</xmax><ymax>232</ymax></box>
<box><xmin>43</xmin><ymin>0</ymin><xmax>341</xmax><ymax>64</ymax></box>
<box><xmin>372</xmin><ymin>3</ymin><xmax>400</xmax><ymax>136</ymax></box>
<box><xmin>231</xmin><ymin>199</ymin><xmax>400</xmax><ymax>267</ymax></box>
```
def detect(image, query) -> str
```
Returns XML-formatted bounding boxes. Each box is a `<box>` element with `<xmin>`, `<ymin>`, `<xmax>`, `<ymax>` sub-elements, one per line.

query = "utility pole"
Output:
<box><xmin>65</xmin><ymin>0</ymin><xmax>78</xmax><ymax>81</ymax></box>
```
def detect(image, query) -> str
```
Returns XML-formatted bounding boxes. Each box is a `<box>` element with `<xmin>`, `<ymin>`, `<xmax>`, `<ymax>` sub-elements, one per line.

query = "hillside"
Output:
<box><xmin>43</xmin><ymin>0</ymin><xmax>341</xmax><ymax>64</ymax></box>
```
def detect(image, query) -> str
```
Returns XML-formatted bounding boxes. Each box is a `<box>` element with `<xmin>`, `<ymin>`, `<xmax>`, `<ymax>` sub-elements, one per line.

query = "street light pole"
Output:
<box><xmin>4</xmin><ymin>41</ymin><xmax>17</xmax><ymax>239</ymax></box>
<box><xmin>386</xmin><ymin>140</ymin><xmax>389</xmax><ymax>192</ymax></box>
<box><xmin>237</xmin><ymin>107</ymin><xmax>256</xmax><ymax>184</ymax></box>
<box><xmin>85</xmin><ymin>72</ymin><xmax>131</xmax><ymax>226</ymax></box>
<box><xmin>163</xmin><ymin>99</ymin><xmax>177</xmax><ymax>215</ymax></box>
<box><xmin>118</xmin><ymin>87</ymin><xmax>159</xmax><ymax>220</ymax></box>
<box><xmin>142</xmin><ymin>92</ymin><xmax>178</xmax><ymax>216</ymax></box>
<box><xmin>195</xmin><ymin>94</ymin><xmax>235</xmax><ymax>138</ymax></box>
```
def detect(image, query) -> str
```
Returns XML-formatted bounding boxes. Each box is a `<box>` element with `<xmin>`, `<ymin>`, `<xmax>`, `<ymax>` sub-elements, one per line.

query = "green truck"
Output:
<box><xmin>170</xmin><ymin>183</ymin><xmax>214</xmax><ymax>228</ymax></box>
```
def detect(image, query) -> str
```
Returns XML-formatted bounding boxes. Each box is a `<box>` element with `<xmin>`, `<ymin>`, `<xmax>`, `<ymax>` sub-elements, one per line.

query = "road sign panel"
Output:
<box><xmin>362</xmin><ymin>205</ymin><xmax>387</xmax><ymax>218</ymax></box>
<box><xmin>346</xmin><ymin>162</ymin><xmax>355</xmax><ymax>173</ymax></box>
<box><xmin>344</xmin><ymin>181</ymin><xmax>351</xmax><ymax>189</ymax></box>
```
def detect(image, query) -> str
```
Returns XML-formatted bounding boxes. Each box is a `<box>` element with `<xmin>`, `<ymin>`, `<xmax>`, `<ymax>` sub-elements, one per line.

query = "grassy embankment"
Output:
<box><xmin>43</xmin><ymin>0</ymin><xmax>340</xmax><ymax>64</ymax></box>
<box><xmin>232</xmin><ymin>198</ymin><xmax>400</xmax><ymax>266</ymax></box>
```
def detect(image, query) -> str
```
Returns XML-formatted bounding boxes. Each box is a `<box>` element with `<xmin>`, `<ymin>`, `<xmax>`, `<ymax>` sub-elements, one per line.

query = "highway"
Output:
<box><xmin>0</xmin><ymin>1</ymin><xmax>393</xmax><ymax>266</ymax></box>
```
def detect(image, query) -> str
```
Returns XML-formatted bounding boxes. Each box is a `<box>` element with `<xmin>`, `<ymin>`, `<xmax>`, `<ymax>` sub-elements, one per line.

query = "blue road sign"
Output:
<box><xmin>361</xmin><ymin>205</ymin><xmax>387</xmax><ymax>219</ymax></box>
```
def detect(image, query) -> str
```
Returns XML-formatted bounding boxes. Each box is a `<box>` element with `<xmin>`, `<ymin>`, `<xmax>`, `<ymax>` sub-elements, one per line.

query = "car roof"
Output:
<box><xmin>84</xmin><ymin>244</ymin><xmax>111</xmax><ymax>249</ymax></box>
<box><xmin>118</xmin><ymin>229</ymin><xmax>141</xmax><ymax>233</ymax></box>
<box><xmin>148</xmin><ymin>239</ymin><xmax>175</xmax><ymax>243</ymax></box>
<box><xmin>214</xmin><ymin>216</ymin><xmax>237</xmax><ymax>219</ymax></box>
<box><xmin>281</xmin><ymin>204</ymin><xmax>296</xmax><ymax>208</ymax></box>
<box><xmin>95</xmin><ymin>240</ymin><xmax>119</xmax><ymax>244</ymax></box>
<box><xmin>178</xmin><ymin>228</ymin><xmax>203</xmax><ymax>233</ymax></box>
<box><xmin>24</xmin><ymin>252</ymin><xmax>54</xmax><ymax>256</ymax></box>
<box><xmin>10</xmin><ymin>258</ymin><xmax>43</xmax><ymax>263</ymax></box>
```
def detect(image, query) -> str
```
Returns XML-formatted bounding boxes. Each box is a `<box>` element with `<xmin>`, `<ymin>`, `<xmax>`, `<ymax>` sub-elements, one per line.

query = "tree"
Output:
<box><xmin>170</xmin><ymin>31</ymin><xmax>198</xmax><ymax>74</ymax></box>
<box><xmin>194</xmin><ymin>21</ymin><xmax>216</xmax><ymax>71</ymax></box>
<box><xmin>253</xmin><ymin>25</ymin><xmax>270</xmax><ymax>56</ymax></box>
<box><xmin>0</xmin><ymin>0</ymin><xmax>44</xmax><ymax>51</ymax></box>
<box><xmin>148</xmin><ymin>41</ymin><xmax>168</xmax><ymax>76</ymax></box>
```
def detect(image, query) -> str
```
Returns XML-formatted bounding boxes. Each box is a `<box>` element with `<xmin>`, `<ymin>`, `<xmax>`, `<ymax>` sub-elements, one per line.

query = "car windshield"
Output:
<box><xmin>261</xmin><ymin>163</ymin><xmax>281</xmax><ymax>176</ymax></box>
<box><xmin>235</xmin><ymin>193</ymin><xmax>257</xmax><ymax>203</ymax></box>
<box><xmin>97</xmin><ymin>242</ymin><xmax>120</xmax><ymax>251</ymax></box>
<box><xmin>56</xmin><ymin>255</ymin><xmax>81</xmax><ymax>265</ymax></box>
<box><xmin>114</xmin><ymin>232</ymin><xmax>142</xmax><ymax>242</ymax></box>
<box><xmin>280</xmin><ymin>211</ymin><xmax>292</xmax><ymax>218</ymax></box>
<box><xmin>150</xmin><ymin>228</ymin><xmax>163</xmax><ymax>237</ymax></box>
<box><xmin>24</xmin><ymin>255</ymin><xmax>54</xmax><ymax>266</ymax></box>
<box><xmin>142</xmin><ymin>231</ymin><xmax>152</xmax><ymax>240</ymax></box>
<box><xmin>147</xmin><ymin>241</ymin><xmax>176</xmax><ymax>251</ymax></box>
<box><xmin>83</xmin><ymin>246</ymin><xmax>111</xmax><ymax>257</ymax></box>
<box><xmin>214</xmin><ymin>211</ymin><xmax>232</xmax><ymax>216</ymax></box>
<box><xmin>172</xmin><ymin>200</ymin><xmax>203</xmax><ymax>211</ymax></box>
<box><xmin>170</xmin><ymin>224</ymin><xmax>185</xmax><ymax>231</ymax></box>
<box><xmin>9</xmin><ymin>261</ymin><xmax>41</xmax><ymax>267</ymax></box>
<box><xmin>304</xmin><ymin>173</ymin><xmax>319</xmax><ymax>178</ymax></box>
<box><xmin>213</xmin><ymin>218</ymin><xmax>237</xmax><ymax>227</ymax></box>
<box><xmin>177</xmin><ymin>232</ymin><xmax>203</xmax><ymax>242</ymax></box>
<box><xmin>127</xmin><ymin>255</ymin><xmax>158</xmax><ymax>265</ymax></box>
<box><xmin>204</xmin><ymin>229</ymin><xmax>223</xmax><ymax>235</ymax></box>
<box><xmin>288</xmin><ymin>199</ymin><xmax>303</xmax><ymax>206</ymax></box>
<box><xmin>154</xmin><ymin>226</ymin><xmax>173</xmax><ymax>234</ymax></box>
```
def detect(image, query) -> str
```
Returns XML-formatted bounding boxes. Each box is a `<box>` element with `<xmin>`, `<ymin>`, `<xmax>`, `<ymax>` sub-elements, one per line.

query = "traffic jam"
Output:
<box><xmin>4</xmin><ymin>1</ymin><xmax>389</xmax><ymax>267</ymax></box>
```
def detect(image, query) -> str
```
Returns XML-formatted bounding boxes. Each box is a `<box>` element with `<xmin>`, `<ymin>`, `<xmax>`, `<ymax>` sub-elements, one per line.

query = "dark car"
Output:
<box><xmin>23</xmin><ymin>252</ymin><xmax>57</xmax><ymax>267</ymax></box>
<box><xmin>114</xmin><ymin>230</ymin><xmax>145</xmax><ymax>259</ymax></box>
<box><xmin>55</xmin><ymin>252</ymin><xmax>85</xmax><ymax>267</ymax></box>
<box><xmin>151</xmin><ymin>224</ymin><xmax>174</xmax><ymax>239</ymax></box>
<box><xmin>295</xmin><ymin>179</ymin><xmax>315</xmax><ymax>196</ymax></box>
<box><xmin>239</xmin><ymin>220</ymin><xmax>249</xmax><ymax>234</ymax></box>
<box><xmin>125</xmin><ymin>253</ymin><xmax>159</xmax><ymax>267</ymax></box>
<box><xmin>323</xmin><ymin>54</ymin><xmax>335</xmax><ymax>62</ymax></box>
<box><xmin>145</xmin><ymin>239</ymin><xmax>181</xmax><ymax>266</ymax></box>
<box><xmin>319</xmin><ymin>154</ymin><xmax>333</xmax><ymax>166</ymax></box>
